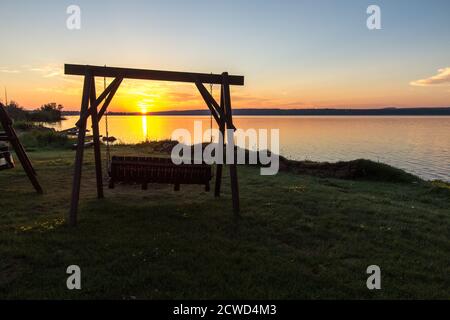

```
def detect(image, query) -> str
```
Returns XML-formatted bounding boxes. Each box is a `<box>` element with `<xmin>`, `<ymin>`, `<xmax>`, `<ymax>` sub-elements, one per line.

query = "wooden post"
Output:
<box><xmin>15</xmin><ymin>139</ymin><xmax>36</xmax><ymax>175</ymax></box>
<box><xmin>89</xmin><ymin>78</ymin><xmax>104</xmax><ymax>199</ymax></box>
<box><xmin>222</xmin><ymin>73</ymin><xmax>240</xmax><ymax>215</ymax></box>
<box><xmin>8</xmin><ymin>135</ymin><xmax>43</xmax><ymax>194</ymax></box>
<box><xmin>68</xmin><ymin>74</ymin><xmax>92</xmax><ymax>226</ymax></box>
<box><xmin>214</xmin><ymin>85</ymin><xmax>225</xmax><ymax>197</ymax></box>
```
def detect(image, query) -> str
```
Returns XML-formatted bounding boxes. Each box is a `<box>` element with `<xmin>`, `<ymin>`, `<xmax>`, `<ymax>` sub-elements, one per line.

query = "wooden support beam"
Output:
<box><xmin>15</xmin><ymin>135</ymin><xmax>37</xmax><ymax>175</ymax></box>
<box><xmin>214</xmin><ymin>86</ymin><xmax>225</xmax><ymax>198</ymax></box>
<box><xmin>222</xmin><ymin>73</ymin><xmax>240</xmax><ymax>215</ymax></box>
<box><xmin>0</xmin><ymin>104</ymin><xmax>42</xmax><ymax>193</ymax></box>
<box><xmin>4</xmin><ymin>123</ymin><xmax>36</xmax><ymax>176</ymax></box>
<box><xmin>194</xmin><ymin>81</ymin><xmax>235</xmax><ymax>129</ymax></box>
<box><xmin>195</xmin><ymin>81</ymin><xmax>222</xmax><ymax>126</ymax></box>
<box><xmin>65</xmin><ymin>64</ymin><xmax>244</xmax><ymax>86</ymax></box>
<box><xmin>89</xmin><ymin>77</ymin><xmax>104</xmax><ymax>199</ymax></box>
<box><xmin>214</xmin><ymin>129</ymin><xmax>225</xmax><ymax>197</ymax></box>
<box><xmin>9</xmin><ymin>136</ymin><xmax>43</xmax><ymax>193</ymax></box>
<box><xmin>97</xmin><ymin>77</ymin><xmax>123</xmax><ymax>121</ymax></box>
<box><xmin>75</xmin><ymin>77</ymin><xmax>122</xmax><ymax>127</ymax></box>
<box><xmin>69</xmin><ymin>75</ymin><xmax>92</xmax><ymax>227</ymax></box>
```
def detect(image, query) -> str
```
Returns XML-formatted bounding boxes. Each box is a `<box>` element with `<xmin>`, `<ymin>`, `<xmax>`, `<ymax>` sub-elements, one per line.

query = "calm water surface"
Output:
<box><xmin>49</xmin><ymin>116</ymin><xmax>450</xmax><ymax>181</ymax></box>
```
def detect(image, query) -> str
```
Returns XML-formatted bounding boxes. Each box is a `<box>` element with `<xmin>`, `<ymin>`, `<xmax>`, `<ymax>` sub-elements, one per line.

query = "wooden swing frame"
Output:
<box><xmin>0</xmin><ymin>103</ymin><xmax>43</xmax><ymax>194</ymax></box>
<box><xmin>65</xmin><ymin>64</ymin><xmax>244</xmax><ymax>227</ymax></box>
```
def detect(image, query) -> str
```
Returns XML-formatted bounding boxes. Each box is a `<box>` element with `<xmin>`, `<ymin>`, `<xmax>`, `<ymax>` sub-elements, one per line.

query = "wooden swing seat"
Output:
<box><xmin>108</xmin><ymin>156</ymin><xmax>213</xmax><ymax>191</ymax></box>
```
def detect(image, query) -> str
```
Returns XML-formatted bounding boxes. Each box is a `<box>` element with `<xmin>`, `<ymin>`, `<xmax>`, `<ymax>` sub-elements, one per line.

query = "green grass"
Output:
<box><xmin>0</xmin><ymin>145</ymin><xmax>449</xmax><ymax>299</ymax></box>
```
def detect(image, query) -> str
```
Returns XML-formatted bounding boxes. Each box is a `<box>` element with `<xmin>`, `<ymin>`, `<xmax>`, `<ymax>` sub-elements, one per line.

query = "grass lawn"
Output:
<box><xmin>0</xmin><ymin>144</ymin><xmax>449</xmax><ymax>299</ymax></box>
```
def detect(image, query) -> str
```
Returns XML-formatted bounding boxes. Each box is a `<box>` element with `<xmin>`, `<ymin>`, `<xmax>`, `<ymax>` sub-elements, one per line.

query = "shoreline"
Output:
<box><xmin>61</xmin><ymin>107</ymin><xmax>450</xmax><ymax>117</ymax></box>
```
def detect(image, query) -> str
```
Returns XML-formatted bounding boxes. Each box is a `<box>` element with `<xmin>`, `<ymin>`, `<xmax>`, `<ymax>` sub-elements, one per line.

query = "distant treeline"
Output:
<box><xmin>62</xmin><ymin>107</ymin><xmax>450</xmax><ymax>116</ymax></box>
<box><xmin>5</xmin><ymin>102</ymin><xmax>64</xmax><ymax>122</ymax></box>
<box><xmin>229</xmin><ymin>107</ymin><xmax>450</xmax><ymax>116</ymax></box>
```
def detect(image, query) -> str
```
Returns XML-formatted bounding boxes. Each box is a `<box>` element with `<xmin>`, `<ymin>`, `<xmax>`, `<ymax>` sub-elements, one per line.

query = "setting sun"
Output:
<box><xmin>137</xmin><ymin>101</ymin><xmax>150</xmax><ymax>114</ymax></box>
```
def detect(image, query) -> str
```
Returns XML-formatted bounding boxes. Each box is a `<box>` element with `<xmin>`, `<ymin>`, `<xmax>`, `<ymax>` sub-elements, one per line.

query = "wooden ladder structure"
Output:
<box><xmin>0</xmin><ymin>103</ymin><xmax>43</xmax><ymax>194</ymax></box>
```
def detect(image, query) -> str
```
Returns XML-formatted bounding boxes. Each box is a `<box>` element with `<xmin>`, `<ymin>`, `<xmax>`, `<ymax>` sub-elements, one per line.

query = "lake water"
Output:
<box><xmin>49</xmin><ymin>115</ymin><xmax>450</xmax><ymax>181</ymax></box>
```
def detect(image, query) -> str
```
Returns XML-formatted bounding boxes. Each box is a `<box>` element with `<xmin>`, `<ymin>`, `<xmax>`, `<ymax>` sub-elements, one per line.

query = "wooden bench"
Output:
<box><xmin>108</xmin><ymin>156</ymin><xmax>213</xmax><ymax>191</ymax></box>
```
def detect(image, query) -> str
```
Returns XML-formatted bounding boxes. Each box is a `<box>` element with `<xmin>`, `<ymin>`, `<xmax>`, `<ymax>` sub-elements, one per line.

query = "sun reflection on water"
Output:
<box><xmin>142</xmin><ymin>115</ymin><xmax>148</xmax><ymax>141</ymax></box>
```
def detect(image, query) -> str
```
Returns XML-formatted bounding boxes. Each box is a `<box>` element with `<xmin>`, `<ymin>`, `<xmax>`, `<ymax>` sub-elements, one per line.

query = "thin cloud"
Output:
<box><xmin>1</xmin><ymin>64</ymin><xmax>61</xmax><ymax>77</ymax></box>
<box><xmin>410</xmin><ymin>67</ymin><xmax>450</xmax><ymax>86</ymax></box>
<box><xmin>0</xmin><ymin>69</ymin><xmax>20</xmax><ymax>74</ymax></box>
<box><xmin>29</xmin><ymin>65</ymin><xmax>63</xmax><ymax>78</ymax></box>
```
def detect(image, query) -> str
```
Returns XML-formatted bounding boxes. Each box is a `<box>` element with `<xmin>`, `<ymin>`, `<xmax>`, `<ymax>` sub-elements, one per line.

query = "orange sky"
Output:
<box><xmin>1</xmin><ymin>64</ymin><xmax>449</xmax><ymax>112</ymax></box>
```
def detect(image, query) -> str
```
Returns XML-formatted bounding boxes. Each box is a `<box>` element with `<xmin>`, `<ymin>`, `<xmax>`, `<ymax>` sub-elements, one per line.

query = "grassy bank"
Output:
<box><xmin>0</xmin><ymin>144</ymin><xmax>449</xmax><ymax>299</ymax></box>
<box><xmin>8</xmin><ymin>122</ymin><xmax>73</xmax><ymax>151</ymax></box>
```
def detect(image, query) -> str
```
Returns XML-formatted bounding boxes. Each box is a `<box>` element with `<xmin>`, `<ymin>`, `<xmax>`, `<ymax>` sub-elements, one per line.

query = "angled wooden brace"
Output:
<box><xmin>97</xmin><ymin>77</ymin><xmax>123</xmax><ymax>121</ymax></box>
<box><xmin>75</xmin><ymin>77</ymin><xmax>122</xmax><ymax>127</ymax></box>
<box><xmin>0</xmin><ymin>104</ymin><xmax>43</xmax><ymax>194</ymax></box>
<box><xmin>194</xmin><ymin>80</ymin><xmax>236</xmax><ymax>130</ymax></box>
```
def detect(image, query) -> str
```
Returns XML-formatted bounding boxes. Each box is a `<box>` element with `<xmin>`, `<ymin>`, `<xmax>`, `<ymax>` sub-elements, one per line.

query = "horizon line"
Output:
<box><xmin>60</xmin><ymin>106</ymin><xmax>450</xmax><ymax>116</ymax></box>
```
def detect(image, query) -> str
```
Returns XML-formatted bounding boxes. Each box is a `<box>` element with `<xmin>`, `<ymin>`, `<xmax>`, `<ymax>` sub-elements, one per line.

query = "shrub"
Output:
<box><xmin>20</xmin><ymin>129</ymin><xmax>71</xmax><ymax>149</ymax></box>
<box><xmin>12</xmin><ymin>121</ymin><xmax>45</xmax><ymax>131</ymax></box>
<box><xmin>27</xmin><ymin>103</ymin><xmax>64</xmax><ymax>122</ymax></box>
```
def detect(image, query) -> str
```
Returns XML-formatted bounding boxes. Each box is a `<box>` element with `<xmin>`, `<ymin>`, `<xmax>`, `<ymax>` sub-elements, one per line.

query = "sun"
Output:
<box><xmin>137</xmin><ymin>101</ymin><xmax>150</xmax><ymax>114</ymax></box>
